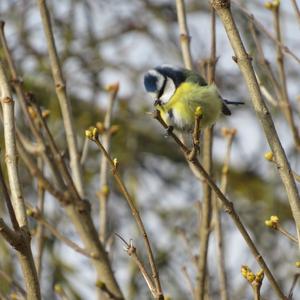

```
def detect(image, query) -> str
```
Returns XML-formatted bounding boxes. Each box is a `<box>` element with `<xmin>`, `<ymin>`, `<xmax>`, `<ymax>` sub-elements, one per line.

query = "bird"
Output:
<box><xmin>144</xmin><ymin>65</ymin><xmax>243</xmax><ymax>132</ymax></box>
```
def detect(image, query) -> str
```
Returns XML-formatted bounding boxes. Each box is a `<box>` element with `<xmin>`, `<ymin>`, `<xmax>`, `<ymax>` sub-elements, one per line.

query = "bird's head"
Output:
<box><xmin>144</xmin><ymin>66</ymin><xmax>178</xmax><ymax>106</ymax></box>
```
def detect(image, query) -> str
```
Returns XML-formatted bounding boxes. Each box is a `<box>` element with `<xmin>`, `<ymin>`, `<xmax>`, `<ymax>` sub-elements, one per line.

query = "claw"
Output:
<box><xmin>164</xmin><ymin>126</ymin><xmax>174</xmax><ymax>138</ymax></box>
<box><xmin>154</xmin><ymin>99</ymin><xmax>162</xmax><ymax>106</ymax></box>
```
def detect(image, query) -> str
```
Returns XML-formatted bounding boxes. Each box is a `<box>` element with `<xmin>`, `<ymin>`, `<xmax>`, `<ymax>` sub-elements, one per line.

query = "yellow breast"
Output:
<box><xmin>158</xmin><ymin>82</ymin><xmax>222</xmax><ymax>130</ymax></box>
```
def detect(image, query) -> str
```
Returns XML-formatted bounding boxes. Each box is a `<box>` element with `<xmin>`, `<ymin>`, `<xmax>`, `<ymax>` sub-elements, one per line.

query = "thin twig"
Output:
<box><xmin>176</xmin><ymin>0</ymin><xmax>193</xmax><ymax>69</ymax></box>
<box><xmin>27</xmin><ymin>207</ymin><xmax>97</xmax><ymax>259</ymax></box>
<box><xmin>16</xmin><ymin>114</ymin><xmax>124</xmax><ymax>299</ymax></box>
<box><xmin>248</xmin><ymin>19</ymin><xmax>281</xmax><ymax>100</ymax></box>
<box><xmin>34</xmin><ymin>158</ymin><xmax>45</xmax><ymax>279</ymax></box>
<box><xmin>291</xmin><ymin>0</ymin><xmax>300</xmax><ymax>26</ymax></box>
<box><xmin>115</xmin><ymin>233</ymin><xmax>157</xmax><ymax>298</ymax></box>
<box><xmin>288</xmin><ymin>273</ymin><xmax>300</xmax><ymax>299</ymax></box>
<box><xmin>176</xmin><ymin>228</ymin><xmax>198</xmax><ymax>268</ymax></box>
<box><xmin>80</xmin><ymin>137</ymin><xmax>89</xmax><ymax>165</ymax></box>
<box><xmin>154</xmin><ymin>110</ymin><xmax>287</xmax><ymax>299</ymax></box>
<box><xmin>182</xmin><ymin>266</ymin><xmax>196</xmax><ymax>299</ymax></box>
<box><xmin>212</xmin><ymin>128</ymin><xmax>236</xmax><ymax>300</ymax></box>
<box><xmin>0</xmin><ymin>269</ymin><xmax>26</xmax><ymax>297</ymax></box>
<box><xmin>272</xmin><ymin>4</ymin><xmax>300</xmax><ymax>149</ymax></box>
<box><xmin>88</xmin><ymin>133</ymin><xmax>163</xmax><ymax>299</ymax></box>
<box><xmin>99</xmin><ymin>83</ymin><xmax>119</xmax><ymax>244</ymax></box>
<box><xmin>212</xmin><ymin>0</ymin><xmax>300</xmax><ymax>258</ymax></box>
<box><xmin>37</xmin><ymin>0</ymin><xmax>84</xmax><ymax>197</ymax></box>
<box><xmin>276</xmin><ymin>224</ymin><xmax>298</xmax><ymax>244</ymax></box>
<box><xmin>231</xmin><ymin>0</ymin><xmax>300</xmax><ymax>64</ymax></box>
<box><xmin>0</xmin><ymin>21</ymin><xmax>66</xmax><ymax>190</ymax></box>
<box><xmin>31</xmin><ymin>102</ymin><xmax>81</xmax><ymax>203</ymax></box>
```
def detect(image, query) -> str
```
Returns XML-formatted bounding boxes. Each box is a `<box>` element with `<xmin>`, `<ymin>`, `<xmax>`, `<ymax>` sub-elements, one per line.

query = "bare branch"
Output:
<box><xmin>212</xmin><ymin>0</ymin><xmax>300</xmax><ymax>258</ymax></box>
<box><xmin>36</xmin><ymin>0</ymin><xmax>84</xmax><ymax>197</ymax></box>
<box><xmin>154</xmin><ymin>109</ymin><xmax>286</xmax><ymax>299</ymax></box>
<box><xmin>176</xmin><ymin>0</ymin><xmax>193</xmax><ymax>69</ymax></box>
<box><xmin>99</xmin><ymin>83</ymin><xmax>119</xmax><ymax>244</ymax></box>
<box><xmin>115</xmin><ymin>233</ymin><xmax>158</xmax><ymax>298</ymax></box>
<box><xmin>87</xmin><ymin>128</ymin><xmax>164</xmax><ymax>298</ymax></box>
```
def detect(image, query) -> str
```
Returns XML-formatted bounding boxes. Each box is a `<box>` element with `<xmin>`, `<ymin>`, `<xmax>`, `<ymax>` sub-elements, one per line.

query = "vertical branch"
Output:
<box><xmin>0</xmin><ymin>61</ymin><xmax>41</xmax><ymax>300</ymax></box>
<box><xmin>213</xmin><ymin>128</ymin><xmax>236</xmax><ymax>300</ymax></box>
<box><xmin>36</xmin><ymin>0</ymin><xmax>84</xmax><ymax>197</ymax></box>
<box><xmin>0</xmin><ymin>62</ymin><xmax>27</xmax><ymax>228</ymax></box>
<box><xmin>99</xmin><ymin>83</ymin><xmax>119</xmax><ymax>244</ymax></box>
<box><xmin>34</xmin><ymin>159</ymin><xmax>46</xmax><ymax>279</ymax></box>
<box><xmin>154</xmin><ymin>112</ymin><xmax>286</xmax><ymax>299</ymax></box>
<box><xmin>272</xmin><ymin>3</ymin><xmax>300</xmax><ymax>149</ymax></box>
<box><xmin>211</xmin><ymin>0</ymin><xmax>300</xmax><ymax>253</ymax></box>
<box><xmin>291</xmin><ymin>0</ymin><xmax>300</xmax><ymax>26</ymax></box>
<box><xmin>176</xmin><ymin>0</ymin><xmax>193</xmax><ymax>69</ymax></box>
<box><xmin>86</xmin><ymin>129</ymin><xmax>163</xmax><ymax>299</ymax></box>
<box><xmin>0</xmin><ymin>21</ymin><xmax>66</xmax><ymax>191</ymax></box>
<box><xmin>196</xmin><ymin>7</ymin><xmax>216</xmax><ymax>300</ymax></box>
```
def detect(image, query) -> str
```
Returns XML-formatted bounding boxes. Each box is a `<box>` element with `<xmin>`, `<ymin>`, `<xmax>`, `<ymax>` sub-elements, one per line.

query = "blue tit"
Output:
<box><xmin>144</xmin><ymin>65</ymin><xmax>243</xmax><ymax>131</ymax></box>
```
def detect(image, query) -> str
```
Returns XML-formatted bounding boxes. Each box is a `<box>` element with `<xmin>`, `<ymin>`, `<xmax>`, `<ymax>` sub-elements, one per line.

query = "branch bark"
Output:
<box><xmin>154</xmin><ymin>110</ymin><xmax>287</xmax><ymax>299</ymax></box>
<box><xmin>0</xmin><ymin>62</ymin><xmax>41</xmax><ymax>300</ymax></box>
<box><xmin>211</xmin><ymin>0</ymin><xmax>300</xmax><ymax>253</ymax></box>
<box><xmin>36</xmin><ymin>0</ymin><xmax>84</xmax><ymax>197</ymax></box>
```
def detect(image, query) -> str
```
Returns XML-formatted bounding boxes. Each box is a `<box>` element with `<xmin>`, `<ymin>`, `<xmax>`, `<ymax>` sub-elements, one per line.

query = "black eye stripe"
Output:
<box><xmin>157</xmin><ymin>76</ymin><xmax>167</xmax><ymax>99</ymax></box>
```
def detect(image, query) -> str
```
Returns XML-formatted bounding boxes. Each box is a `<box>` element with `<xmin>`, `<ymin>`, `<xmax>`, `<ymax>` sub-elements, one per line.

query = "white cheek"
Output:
<box><xmin>160</xmin><ymin>78</ymin><xmax>176</xmax><ymax>103</ymax></box>
<box><xmin>160</xmin><ymin>91</ymin><xmax>172</xmax><ymax>103</ymax></box>
<box><xmin>148</xmin><ymin>92</ymin><xmax>157</xmax><ymax>99</ymax></box>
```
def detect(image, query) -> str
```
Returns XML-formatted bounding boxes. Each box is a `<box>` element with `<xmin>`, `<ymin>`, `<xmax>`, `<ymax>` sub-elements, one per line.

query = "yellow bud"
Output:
<box><xmin>85</xmin><ymin>127</ymin><xmax>99</xmax><ymax>140</ymax></box>
<box><xmin>92</xmin><ymin>127</ymin><xmax>99</xmax><ymax>139</ymax></box>
<box><xmin>295</xmin><ymin>261</ymin><xmax>300</xmax><ymax>268</ymax></box>
<box><xmin>54</xmin><ymin>283</ymin><xmax>62</xmax><ymax>294</ymax></box>
<box><xmin>264</xmin><ymin>0</ymin><xmax>280</xmax><ymax>10</ymax></box>
<box><xmin>101</xmin><ymin>184</ymin><xmax>110</xmax><ymax>197</ymax></box>
<box><xmin>96</xmin><ymin>122</ymin><xmax>105</xmax><ymax>134</ymax></box>
<box><xmin>42</xmin><ymin>109</ymin><xmax>51</xmax><ymax>119</ymax></box>
<box><xmin>195</xmin><ymin>106</ymin><xmax>203</xmax><ymax>117</ymax></box>
<box><xmin>265</xmin><ymin>220</ymin><xmax>272</xmax><ymax>227</ymax></box>
<box><xmin>256</xmin><ymin>270</ymin><xmax>264</xmax><ymax>281</ymax></box>
<box><xmin>270</xmin><ymin>215</ymin><xmax>279</xmax><ymax>223</ymax></box>
<box><xmin>241</xmin><ymin>265</ymin><xmax>249</xmax><ymax>278</ymax></box>
<box><xmin>113</xmin><ymin>158</ymin><xmax>119</xmax><ymax>168</ymax></box>
<box><xmin>264</xmin><ymin>151</ymin><xmax>273</xmax><ymax>161</ymax></box>
<box><xmin>247</xmin><ymin>272</ymin><xmax>255</xmax><ymax>283</ymax></box>
<box><xmin>264</xmin><ymin>2</ymin><xmax>273</xmax><ymax>9</ymax></box>
<box><xmin>28</xmin><ymin>106</ymin><xmax>37</xmax><ymax>119</ymax></box>
<box><xmin>110</xmin><ymin>125</ymin><xmax>120</xmax><ymax>135</ymax></box>
<box><xmin>85</xmin><ymin>128</ymin><xmax>93</xmax><ymax>139</ymax></box>
<box><xmin>26</xmin><ymin>208</ymin><xmax>34</xmax><ymax>217</ymax></box>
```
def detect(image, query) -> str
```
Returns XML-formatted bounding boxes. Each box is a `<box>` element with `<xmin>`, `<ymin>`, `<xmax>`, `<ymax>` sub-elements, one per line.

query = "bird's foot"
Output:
<box><xmin>164</xmin><ymin>126</ymin><xmax>174</xmax><ymax>138</ymax></box>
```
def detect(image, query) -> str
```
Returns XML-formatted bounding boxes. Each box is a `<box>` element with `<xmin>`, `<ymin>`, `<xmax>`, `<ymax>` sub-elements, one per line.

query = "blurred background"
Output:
<box><xmin>0</xmin><ymin>0</ymin><xmax>300</xmax><ymax>299</ymax></box>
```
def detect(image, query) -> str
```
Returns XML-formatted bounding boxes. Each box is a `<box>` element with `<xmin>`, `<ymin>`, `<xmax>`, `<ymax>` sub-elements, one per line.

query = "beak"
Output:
<box><xmin>154</xmin><ymin>99</ymin><xmax>162</xmax><ymax>106</ymax></box>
